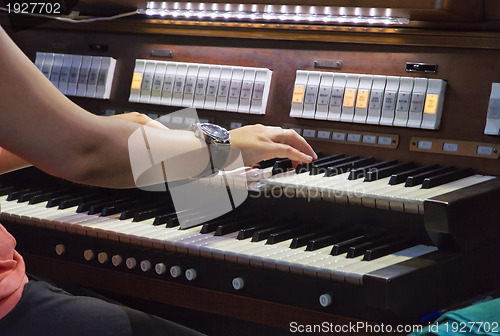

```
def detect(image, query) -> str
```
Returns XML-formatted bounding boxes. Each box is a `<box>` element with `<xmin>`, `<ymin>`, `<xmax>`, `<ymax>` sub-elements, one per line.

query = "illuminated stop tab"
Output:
<box><xmin>353</xmin><ymin>75</ymin><xmax>373</xmax><ymax>123</ymax></box>
<box><xmin>424</xmin><ymin>94</ymin><xmax>439</xmax><ymax>114</ymax></box>
<box><xmin>340</xmin><ymin>74</ymin><xmax>360</xmax><ymax>122</ymax></box>
<box><xmin>421</xmin><ymin>79</ymin><xmax>446</xmax><ymax>129</ymax></box>
<box><xmin>129</xmin><ymin>59</ymin><xmax>145</xmax><ymax>102</ymax></box>
<box><xmin>290</xmin><ymin>70</ymin><xmax>308</xmax><ymax>118</ymax></box>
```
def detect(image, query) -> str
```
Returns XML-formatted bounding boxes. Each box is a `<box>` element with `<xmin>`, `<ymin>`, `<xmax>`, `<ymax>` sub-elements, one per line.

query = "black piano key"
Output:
<box><xmin>389</xmin><ymin>164</ymin><xmax>440</xmax><ymax>185</ymax></box>
<box><xmin>58</xmin><ymin>192</ymin><xmax>104</xmax><ymax>210</ymax></box>
<box><xmin>47</xmin><ymin>190</ymin><xmax>88</xmax><ymax>208</ymax></box>
<box><xmin>77</xmin><ymin>195</ymin><xmax>119</xmax><ymax>213</ymax></box>
<box><xmin>161</xmin><ymin>209</ymin><xmax>210</xmax><ymax>228</ymax></box>
<box><xmin>151</xmin><ymin>208</ymin><xmax>193</xmax><ymax>227</ymax></box>
<box><xmin>348</xmin><ymin>160</ymin><xmax>399</xmax><ymax>180</ymax></box>
<box><xmin>153</xmin><ymin>212</ymin><xmax>179</xmax><ymax>227</ymax></box>
<box><xmin>87</xmin><ymin>197</ymin><xmax>134</xmax><ymax>215</ymax></box>
<box><xmin>200</xmin><ymin>216</ymin><xmax>236</xmax><ymax>233</ymax></box>
<box><xmin>215</xmin><ymin>217</ymin><xmax>256</xmax><ymax>236</ymax></box>
<box><xmin>266</xmin><ymin>226</ymin><xmax>311</xmax><ymax>245</ymax></box>
<box><xmin>258</xmin><ymin>157</ymin><xmax>278</xmax><ymax>169</ymax></box>
<box><xmin>133</xmin><ymin>205</ymin><xmax>175</xmax><ymax>222</ymax></box>
<box><xmin>18</xmin><ymin>188</ymin><xmax>54</xmax><ymax>203</ymax></box>
<box><xmin>310</xmin><ymin>156</ymin><xmax>364</xmax><ymax>176</ymax></box>
<box><xmin>330</xmin><ymin>232</ymin><xmax>384</xmax><ymax>255</ymax></box>
<box><xmin>17</xmin><ymin>191</ymin><xmax>41</xmax><ymax>203</ymax></box>
<box><xmin>421</xmin><ymin>167</ymin><xmax>474</xmax><ymax>189</ymax></box>
<box><xmin>28</xmin><ymin>188</ymin><xmax>73</xmax><ymax>205</ymax></box>
<box><xmin>405</xmin><ymin>166</ymin><xmax>455</xmax><ymax>187</ymax></box>
<box><xmin>119</xmin><ymin>203</ymin><xmax>156</xmax><ymax>220</ymax></box>
<box><xmin>272</xmin><ymin>158</ymin><xmax>293</xmax><ymax>175</ymax></box>
<box><xmin>165</xmin><ymin>217</ymin><xmax>180</xmax><ymax>228</ymax></box>
<box><xmin>346</xmin><ymin>235</ymin><xmax>399</xmax><ymax>258</ymax></box>
<box><xmin>7</xmin><ymin>188</ymin><xmax>34</xmax><ymax>201</ymax></box>
<box><xmin>309</xmin><ymin>154</ymin><xmax>345</xmax><ymax>175</ymax></box>
<box><xmin>290</xmin><ymin>229</ymin><xmax>333</xmax><ymax>249</ymax></box>
<box><xmin>324</xmin><ymin>157</ymin><xmax>376</xmax><ymax>177</ymax></box>
<box><xmin>294</xmin><ymin>162</ymin><xmax>311</xmax><ymax>174</ymax></box>
<box><xmin>363</xmin><ymin>239</ymin><xmax>413</xmax><ymax>261</ymax></box>
<box><xmin>295</xmin><ymin>153</ymin><xmax>340</xmax><ymax>174</ymax></box>
<box><xmin>237</xmin><ymin>224</ymin><xmax>267</xmax><ymax>240</ymax></box>
<box><xmin>17</xmin><ymin>183</ymin><xmax>69</xmax><ymax>203</ymax></box>
<box><xmin>252</xmin><ymin>224</ymin><xmax>293</xmax><ymax>242</ymax></box>
<box><xmin>320</xmin><ymin>156</ymin><xmax>360</xmax><ymax>176</ymax></box>
<box><xmin>200</xmin><ymin>221</ymin><xmax>219</xmax><ymax>233</ymax></box>
<box><xmin>100</xmin><ymin>199</ymin><xmax>144</xmax><ymax>217</ymax></box>
<box><xmin>306</xmin><ymin>228</ymin><xmax>363</xmax><ymax>251</ymax></box>
<box><xmin>364</xmin><ymin>161</ymin><xmax>416</xmax><ymax>182</ymax></box>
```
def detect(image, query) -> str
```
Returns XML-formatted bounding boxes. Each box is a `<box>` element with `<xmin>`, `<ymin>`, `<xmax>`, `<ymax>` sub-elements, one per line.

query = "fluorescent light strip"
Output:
<box><xmin>138</xmin><ymin>2</ymin><xmax>410</xmax><ymax>25</ymax></box>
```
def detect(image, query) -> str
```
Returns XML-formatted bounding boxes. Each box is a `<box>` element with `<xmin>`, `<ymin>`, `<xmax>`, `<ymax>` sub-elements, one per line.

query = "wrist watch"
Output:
<box><xmin>191</xmin><ymin>122</ymin><xmax>231</xmax><ymax>178</ymax></box>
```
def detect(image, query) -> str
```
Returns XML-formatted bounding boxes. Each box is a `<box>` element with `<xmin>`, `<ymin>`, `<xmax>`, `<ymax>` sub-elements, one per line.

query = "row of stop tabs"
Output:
<box><xmin>290</xmin><ymin>70</ymin><xmax>446</xmax><ymax>130</ymax></box>
<box><xmin>129</xmin><ymin>59</ymin><xmax>273</xmax><ymax>115</ymax></box>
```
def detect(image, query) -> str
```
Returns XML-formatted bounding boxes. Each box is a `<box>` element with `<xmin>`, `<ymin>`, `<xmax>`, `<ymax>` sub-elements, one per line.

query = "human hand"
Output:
<box><xmin>229</xmin><ymin>124</ymin><xmax>317</xmax><ymax>167</ymax></box>
<box><xmin>111</xmin><ymin>112</ymin><xmax>168</xmax><ymax>129</ymax></box>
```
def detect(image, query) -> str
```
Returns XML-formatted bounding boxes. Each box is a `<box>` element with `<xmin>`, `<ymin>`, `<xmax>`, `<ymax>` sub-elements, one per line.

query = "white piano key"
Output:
<box><xmin>282</xmin><ymin>247</ymin><xmax>341</xmax><ymax>275</ymax></box>
<box><xmin>1</xmin><ymin>200</ymin><xmax>41</xmax><ymax>215</ymax></box>
<box><xmin>275</xmin><ymin>246</ymin><xmax>328</xmax><ymax>272</ymax></box>
<box><xmin>248</xmin><ymin>239</ymin><xmax>296</xmax><ymax>268</ymax></box>
<box><xmin>174</xmin><ymin>230</ymin><xmax>215</xmax><ymax>255</ymax></box>
<box><xmin>260</xmin><ymin>245</ymin><xmax>306</xmax><ymax>270</ymax></box>
<box><xmin>306</xmin><ymin>253</ymin><xmax>364</xmax><ymax>278</ymax></box>
<box><xmin>186</xmin><ymin>232</ymin><xmax>241</xmax><ymax>259</ymax></box>
<box><xmin>208</xmin><ymin>236</ymin><xmax>256</xmax><ymax>262</ymax></box>
<box><xmin>228</xmin><ymin>239</ymin><xmax>270</xmax><ymax>265</ymax></box>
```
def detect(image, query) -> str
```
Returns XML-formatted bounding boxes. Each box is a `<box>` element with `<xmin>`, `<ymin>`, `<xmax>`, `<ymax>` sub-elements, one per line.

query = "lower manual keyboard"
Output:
<box><xmin>0</xmin><ymin>192</ymin><xmax>436</xmax><ymax>286</ymax></box>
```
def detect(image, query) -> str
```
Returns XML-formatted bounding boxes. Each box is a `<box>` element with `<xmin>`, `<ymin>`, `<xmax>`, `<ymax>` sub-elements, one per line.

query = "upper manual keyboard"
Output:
<box><xmin>260</xmin><ymin>154</ymin><xmax>495</xmax><ymax>214</ymax></box>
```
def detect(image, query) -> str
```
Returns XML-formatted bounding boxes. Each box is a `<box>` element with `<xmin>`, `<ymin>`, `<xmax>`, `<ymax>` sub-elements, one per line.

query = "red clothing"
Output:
<box><xmin>0</xmin><ymin>145</ymin><xmax>28</xmax><ymax>319</ymax></box>
<box><xmin>0</xmin><ymin>224</ymin><xmax>28</xmax><ymax>319</ymax></box>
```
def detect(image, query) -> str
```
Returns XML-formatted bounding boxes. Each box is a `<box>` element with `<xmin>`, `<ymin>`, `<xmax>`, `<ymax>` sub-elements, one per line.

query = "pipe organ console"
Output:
<box><xmin>1</xmin><ymin>0</ymin><xmax>500</xmax><ymax>334</ymax></box>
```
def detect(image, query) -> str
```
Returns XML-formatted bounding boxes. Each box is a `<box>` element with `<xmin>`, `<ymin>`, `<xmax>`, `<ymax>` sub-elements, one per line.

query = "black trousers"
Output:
<box><xmin>0</xmin><ymin>280</ymin><xmax>206</xmax><ymax>336</ymax></box>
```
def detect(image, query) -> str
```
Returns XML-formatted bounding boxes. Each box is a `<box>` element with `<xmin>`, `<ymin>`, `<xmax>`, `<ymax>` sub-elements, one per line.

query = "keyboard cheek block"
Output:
<box><xmin>423</xmin><ymin>177</ymin><xmax>500</xmax><ymax>251</ymax></box>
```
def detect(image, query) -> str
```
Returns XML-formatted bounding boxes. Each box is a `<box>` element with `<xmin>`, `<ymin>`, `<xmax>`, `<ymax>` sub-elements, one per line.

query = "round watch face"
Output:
<box><xmin>199</xmin><ymin>123</ymin><xmax>230</xmax><ymax>142</ymax></box>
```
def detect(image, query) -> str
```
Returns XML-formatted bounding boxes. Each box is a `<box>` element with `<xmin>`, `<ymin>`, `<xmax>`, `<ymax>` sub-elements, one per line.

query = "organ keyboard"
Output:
<box><xmin>0</xmin><ymin>168</ymin><xmax>435</xmax><ymax>285</ymax></box>
<box><xmin>2</xmin><ymin>0</ymin><xmax>500</xmax><ymax>334</ymax></box>
<box><xmin>261</xmin><ymin>154</ymin><xmax>496</xmax><ymax>214</ymax></box>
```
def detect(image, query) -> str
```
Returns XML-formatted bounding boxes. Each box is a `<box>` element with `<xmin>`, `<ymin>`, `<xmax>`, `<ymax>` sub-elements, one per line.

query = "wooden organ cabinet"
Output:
<box><xmin>1</xmin><ymin>0</ymin><xmax>500</xmax><ymax>334</ymax></box>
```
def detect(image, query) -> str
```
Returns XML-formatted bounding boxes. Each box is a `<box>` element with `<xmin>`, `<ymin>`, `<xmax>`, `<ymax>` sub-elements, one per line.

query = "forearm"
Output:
<box><xmin>0</xmin><ymin>149</ymin><xmax>31</xmax><ymax>174</ymax></box>
<box><xmin>78</xmin><ymin>117</ymin><xmax>208</xmax><ymax>188</ymax></box>
<box><xmin>0</xmin><ymin>26</ymin><xmax>209</xmax><ymax>188</ymax></box>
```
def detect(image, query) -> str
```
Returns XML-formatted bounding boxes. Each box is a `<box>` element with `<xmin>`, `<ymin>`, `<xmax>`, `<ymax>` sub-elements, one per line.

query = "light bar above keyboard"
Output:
<box><xmin>129</xmin><ymin>59</ymin><xmax>273</xmax><ymax>115</ymax></box>
<box><xmin>290</xmin><ymin>70</ymin><xmax>446</xmax><ymax>130</ymax></box>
